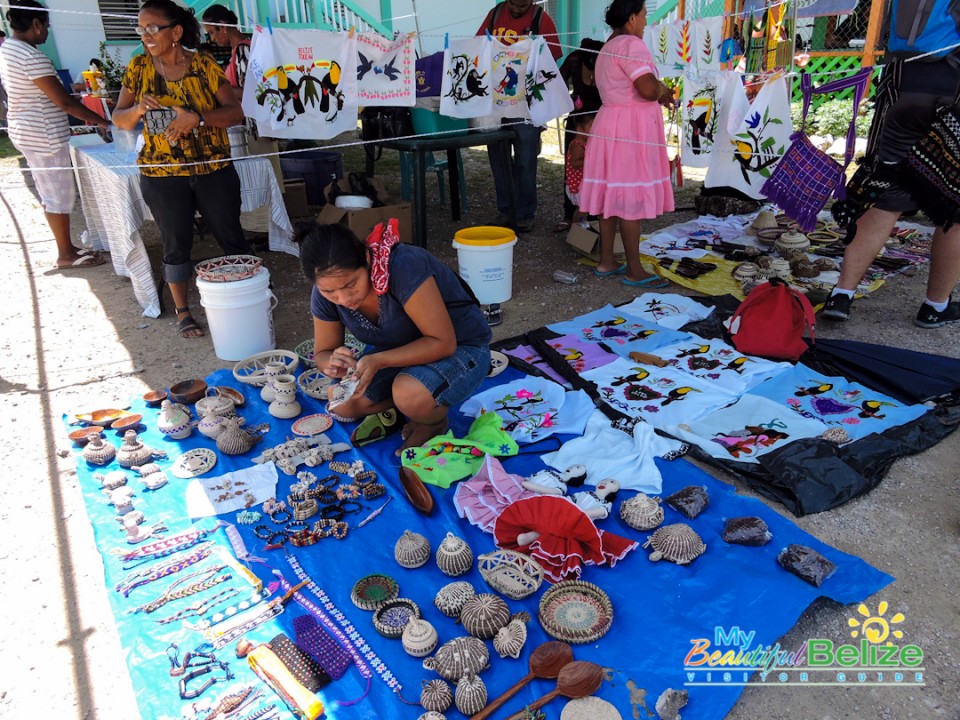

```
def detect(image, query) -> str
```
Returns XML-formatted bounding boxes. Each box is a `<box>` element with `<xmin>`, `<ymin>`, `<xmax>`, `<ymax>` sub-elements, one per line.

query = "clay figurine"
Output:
<box><xmin>521</xmin><ymin>464</ymin><xmax>588</xmax><ymax>495</ymax></box>
<box><xmin>94</xmin><ymin>470</ymin><xmax>128</xmax><ymax>490</ymax></box>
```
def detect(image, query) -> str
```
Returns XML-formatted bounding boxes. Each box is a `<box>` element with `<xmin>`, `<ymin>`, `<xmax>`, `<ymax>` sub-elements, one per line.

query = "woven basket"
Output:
<box><xmin>232</xmin><ymin>350</ymin><xmax>299</xmax><ymax>386</ymax></box>
<box><xmin>195</xmin><ymin>254</ymin><xmax>263</xmax><ymax>282</ymax></box>
<box><xmin>294</xmin><ymin>339</ymin><xmax>317</xmax><ymax>370</ymax></box>
<box><xmin>297</xmin><ymin>369</ymin><xmax>334</xmax><ymax>400</ymax></box>
<box><xmin>538</xmin><ymin>580</ymin><xmax>613</xmax><ymax>644</ymax></box>
<box><xmin>477</xmin><ymin>549</ymin><xmax>544</xmax><ymax>600</ymax></box>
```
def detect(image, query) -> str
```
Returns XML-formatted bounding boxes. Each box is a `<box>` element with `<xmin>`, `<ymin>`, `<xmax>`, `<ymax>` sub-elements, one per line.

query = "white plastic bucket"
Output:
<box><xmin>196</xmin><ymin>267</ymin><xmax>277</xmax><ymax>361</ymax></box>
<box><xmin>452</xmin><ymin>226</ymin><xmax>517</xmax><ymax>305</ymax></box>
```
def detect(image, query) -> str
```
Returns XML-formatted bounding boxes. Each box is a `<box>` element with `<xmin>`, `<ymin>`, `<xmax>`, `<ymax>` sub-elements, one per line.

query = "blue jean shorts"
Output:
<box><xmin>363</xmin><ymin>345</ymin><xmax>491</xmax><ymax>408</ymax></box>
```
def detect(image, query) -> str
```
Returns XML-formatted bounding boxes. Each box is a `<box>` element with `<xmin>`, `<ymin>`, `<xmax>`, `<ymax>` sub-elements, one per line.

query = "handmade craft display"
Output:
<box><xmin>357</xmin><ymin>32</ymin><xmax>416</xmax><ymax>106</ymax></box>
<box><xmin>643</xmin><ymin>523</ymin><xmax>707</xmax><ymax>564</ymax></box>
<box><xmin>681</xmin><ymin>72</ymin><xmax>723</xmax><ymax>168</ymax></box>
<box><xmin>646</xmin><ymin>22</ymin><xmax>679</xmax><ymax>78</ymax></box>
<box><xmin>82</xmin><ymin>434</ymin><xmax>116</xmax><ymax>466</ymax></box>
<box><xmin>537</xmin><ymin>580</ymin><xmax>614</xmax><ymax>644</ymax></box>
<box><xmin>620</xmin><ymin>293</ymin><xmax>715</xmax><ymax>331</ymax></box>
<box><xmin>493</xmin><ymin>611</ymin><xmax>530</xmax><ymax>659</ymax></box>
<box><xmin>489</xmin><ymin>37</ymin><xmax>532</xmax><ymax>120</ymax></box>
<box><xmin>401</xmin><ymin>617</ymin><xmax>438</xmax><ymax>657</ymax></box>
<box><xmin>440</xmin><ymin>36</ymin><xmax>493</xmax><ymax>119</ymax></box>
<box><xmin>422</xmin><ymin>636</ymin><xmax>490</xmax><ymax>682</ymax></box>
<box><xmin>526</xmin><ymin>37</ymin><xmax>574</xmax><ymax>126</ymax></box>
<box><xmin>656</xmin><ymin>337</ymin><xmax>790</xmax><ymax>395</ymax></box>
<box><xmin>548</xmin><ymin>305</ymin><xmax>693</xmax><ymax>359</ymax></box>
<box><xmin>420</xmin><ymin>678</ymin><xmax>453</xmax><ymax>713</ymax></box>
<box><xmin>242</xmin><ymin>27</ymin><xmax>358</xmax><ymax>140</ymax></box>
<box><xmin>693</xmin><ymin>17</ymin><xmax>723</xmax><ymax>72</ymax></box>
<box><xmin>543</xmin><ymin>333</ymin><xmax>620</xmax><ymax>375</ymax></box>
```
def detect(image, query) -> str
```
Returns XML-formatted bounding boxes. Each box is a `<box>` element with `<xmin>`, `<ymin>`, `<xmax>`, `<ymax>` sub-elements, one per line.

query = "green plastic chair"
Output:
<box><xmin>398</xmin><ymin>149</ymin><xmax>469</xmax><ymax>212</ymax></box>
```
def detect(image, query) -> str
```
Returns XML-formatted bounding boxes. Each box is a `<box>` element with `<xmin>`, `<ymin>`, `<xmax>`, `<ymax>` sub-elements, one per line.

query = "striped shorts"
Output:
<box><xmin>19</xmin><ymin>144</ymin><xmax>75</xmax><ymax>214</ymax></box>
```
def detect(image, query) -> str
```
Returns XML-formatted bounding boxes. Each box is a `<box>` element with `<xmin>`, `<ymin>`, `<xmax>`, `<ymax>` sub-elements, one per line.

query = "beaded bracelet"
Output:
<box><xmin>313</xmin><ymin>519</ymin><xmax>349</xmax><ymax>540</ymax></box>
<box><xmin>320</xmin><ymin>505</ymin><xmax>345</xmax><ymax>521</ymax></box>
<box><xmin>361</xmin><ymin>483</ymin><xmax>386</xmax><ymax>501</ymax></box>
<box><xmin>285</xmin><ymin>521</ymin><xmax>309</xmax><ymax>536</ymax></box>
<box><xmin>327</xmin><ymin>460</ymin><xmax>353</xmax><ymax>474</ymax></box>
<box><xmin>353</xmin><ymin>470</ymin><xmax>378</xmax><ymax>486</ymax></box>
<box><xmin>262</xmin><ymin>498</ymin><xmax>287</xmax><ymax>516</ymax></box>
<box><xmin>288</xmin><ymin>528</ymin><xmax>321</xmax><ymax>547</ymax></box>
<box><xmin>318</xmin><ymin>474</ymin><xmax>340</xmax><ymax>489</ymax></box>
<box><xmin>287</xmin><ymin>490</ymin><xmax>307</xmax><ymax>505</ymax></box>
<box><xmin>339</xmin><ymin>500</ymin><xmax>362</xmax><ymax>515</ymax></box>
<box><xmin>269</xmin><ymin>509</ymin><xmax>292</xmax><ymax>524</ymax></box>
<box><xmin>335</xmin><ymin>484</ymin><xmax>361</xmax><ymax>501</ymax></box>
<box><xmin>253</xmin><ymin>524</ymin><xmax>274</xmax><ymax>540</ymax></box>
<box><xmin>265</xmin><ymin>532</ymin><xmax>288</xmax><ymax>549</ymax></box>
<box><xmin>293</xmin><ymin>499</ymin><xmax>319</xmax><ymax>521</ymax></box>
<box><xmin>315</xmin><ymin>488</ymin><xmax>338</xmax><ymax>505</ymax></box>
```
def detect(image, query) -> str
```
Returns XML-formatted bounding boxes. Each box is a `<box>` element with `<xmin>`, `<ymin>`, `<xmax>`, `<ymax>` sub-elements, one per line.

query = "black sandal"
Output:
<box><xmin>175</xmin><ymin>306</ymin><xmax>204</xmax><ymax>338</ymax></box>
<box><xmin>484</xmin><ymin>303</ymin><xmax>503</xmax><ymax>327</ymax></box>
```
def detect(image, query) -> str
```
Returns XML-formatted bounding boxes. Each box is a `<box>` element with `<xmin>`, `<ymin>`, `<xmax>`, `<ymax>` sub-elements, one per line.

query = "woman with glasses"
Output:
<box><xmin>112</xmin><ymin>0</ymin><xmax>250</xmax><ymax>339</ymax></box>
<box><xmin>0</xmin><ymin>0</ymin><xmax>112</xmax><ymax>269</ymax></box>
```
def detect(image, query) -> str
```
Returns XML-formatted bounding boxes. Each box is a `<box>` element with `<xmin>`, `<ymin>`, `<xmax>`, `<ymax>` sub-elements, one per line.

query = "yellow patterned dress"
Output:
<box><xmin>122</xmin><ymin>51</ymin><xmax>231</xmax><ymax>178</ymax></box>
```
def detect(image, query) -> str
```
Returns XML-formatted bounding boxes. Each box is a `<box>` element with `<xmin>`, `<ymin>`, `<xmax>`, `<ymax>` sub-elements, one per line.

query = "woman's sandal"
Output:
<box><xmin>554</xmin><ymin>220</ymin><xmax>572</xmax><ymax>233</ymax></box>
<box><xmin>350</xmin><ymin>409</ymin><xmax>402</xmax><ymax>447</ymax></box>
<box><xmin>175</xmin><ymin>306</ymin><xmax>204</xmax><ymax>339</ymax></box>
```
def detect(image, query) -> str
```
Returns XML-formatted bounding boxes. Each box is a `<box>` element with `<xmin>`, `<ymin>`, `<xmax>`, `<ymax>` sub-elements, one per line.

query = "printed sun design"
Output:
<box><xmin>848</xmin><ymin>601</ymin><xmax>905</xmax><ymax>644</ymax></box>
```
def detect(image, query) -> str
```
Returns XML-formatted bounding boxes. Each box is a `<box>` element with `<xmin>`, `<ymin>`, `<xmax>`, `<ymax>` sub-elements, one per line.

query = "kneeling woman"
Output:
<box><xmin>300</xmin><ymin>221</ymin><xmax>492</xmax><ymax>454</ymax></box>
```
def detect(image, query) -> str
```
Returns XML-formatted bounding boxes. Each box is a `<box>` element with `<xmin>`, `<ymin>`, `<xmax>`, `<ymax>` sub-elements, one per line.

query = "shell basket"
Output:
<box><xmin>195</xmin><ymin>254</ymin><xmax>263</xmax><ymax>282</ymax></box>
<box><xmin>538</xmin><ymin>580</ymin><xmax>614</xmax><ymax>645</ymax></box>
<box><xmin>477</xmin><ymin>549</ymin><xmax>544</xmax><ymax>600</ymax></box>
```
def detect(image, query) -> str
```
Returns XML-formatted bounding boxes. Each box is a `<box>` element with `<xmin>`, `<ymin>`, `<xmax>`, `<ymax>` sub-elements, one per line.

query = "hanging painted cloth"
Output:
<box><xmin>704</xmin><ymin>72</ymin><xmax>792</xmax><ymax>198</ymax></box>
<box><xmin>242</xmin><ymin>27</ymin><xmax>358</xmax><ymax>140</ymax></box>
<box><xmin>680</xmin><ymin>71</ymin><xmax>725</xmax><ymax>168</ymax></box>
<box><xmin>544</xmin><ymin>333</ymin><xmax>621</xmax><ymax>374</ymax></box>
<box><xmin>746</xmin><ymin>363</ymin><xmax>928</xmax><ymax>441</ymax></box>
<box><xmin>488</xmin><ymin>36</ymin><xmax>532</xmax><ymax>121</ymax></box>
<box><xmin>400</xmin><ymin>412</ymin><xmax>519</xmax><ymax>488</ymax></box>
<box><xmin>440</xmin><ymin>36</ymin><xmax>494</xmax><ymax>119</ymax></box>
<box><xmin>502</xmin><ymin>343</ymin><xmax>571</xmax><ymax>387</ymax></box>
<box><xmin>356</xmin><ymin>32</ymin><xmax>416</xmax><ymax>107</ymax></box>
<box><xmin>656</xmin><ymin>337</ymin><xmax>791</xmax><ymax>394</ymax></box>
<box><xmin>526</xmin><ymin>36</ymin><xmax>574</xmax><ymax>125</ymax></box>
<box><xmin>673</xmin><ymin>20</ymin><xmax>695</xmax><ymax>70</ymax></box>
<box><xmin>460</xmin><ymin>378</ymin><xmax>593</xmax><ymax>443</ymax></box>
<box><xmin>454</xmin><ymin>455</ymin><xmax>534</xmax><ymax>532</ymax></box>
<box><xmin>494</xmin><ymin>495</ymin><xmax>638</xmax><ymax>582</ymax></box>
<box><xmin>543</xmin><ymin>408</ymin><xmax>684</xmax><ymax>494</ymax></box>
<box><xmin>619</xmin><ymin>293</ymin><xmax>714</xmax><ymax>330</ymax></box>
<box><xmin>665</xmin><ymin>393</ymin><xmax>827</xmax><ymax>463</ymax></box>
<box><xmin>693</xmin><ymin>17</ymin><xmax>723</xmax><ymax>72</ymax></box>
<box><xmin>645</xmin><ymin>22</ymin><xmax>679</xmax><ymax>78</ymax></box>
<box><xmin>547</xmin><ymin>305</ymin><xmax>692</xmax><ymax>357</ymax></box>
<box><xmin>582</xmin><ymin>356</ymin><xmax>734</xmax><ymax>431</ymax></box>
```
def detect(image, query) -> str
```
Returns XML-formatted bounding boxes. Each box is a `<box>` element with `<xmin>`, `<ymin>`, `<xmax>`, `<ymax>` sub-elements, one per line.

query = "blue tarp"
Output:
<box><xmin>68</xmin><ymin>365</ymin><xmax>892</xmax><ymax>720</ymax></box>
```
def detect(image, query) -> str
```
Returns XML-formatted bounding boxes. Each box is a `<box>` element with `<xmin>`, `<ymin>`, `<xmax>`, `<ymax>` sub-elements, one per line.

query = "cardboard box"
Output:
<box><xmin>316</xmin><ymin>178</ymin><xmax>412</xmax><ymax>245</ymax></box>
<box><xmin>282</xmin><ymin>179</ymin><xmax>310</xmax><ymax>219</ymax></box>
<box><xmin>565</xmin><ymin>220</ymin><xmax>625</xmax><ymax>262</ymax></box>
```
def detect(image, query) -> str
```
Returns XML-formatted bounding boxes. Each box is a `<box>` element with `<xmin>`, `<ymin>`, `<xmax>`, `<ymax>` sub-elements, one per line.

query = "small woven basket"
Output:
<box><xmin>477</xmin><ymin>549</ymin><xmax>544</xmax><ymax>600</ymax></box>
<box><xmin>294</xmin><ymin>339</ymin><xmax>317</xmax><ymax>370</ymax></box>
<box><xmin>195</xmin><ymin>254</ymin><xmax>263</xmax><ymax>282</ymax></box>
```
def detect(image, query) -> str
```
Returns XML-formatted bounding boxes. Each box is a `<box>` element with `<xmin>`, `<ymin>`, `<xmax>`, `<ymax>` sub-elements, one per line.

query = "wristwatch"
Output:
<box><xmin>196</xmin><ymin>111</ymin><xmax>205</xmax><ymax>127</ymax></box>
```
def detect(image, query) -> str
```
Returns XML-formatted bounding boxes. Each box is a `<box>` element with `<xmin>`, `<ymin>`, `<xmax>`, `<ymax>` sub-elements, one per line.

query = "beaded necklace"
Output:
<box><xmin>284</xmin><ymin>555</ymin><xmax>408</xmax><ymax>700</ymax></box>
<box><xmin>115</xmin><ymin>541</ymin><xmax>216</xmax><ymax>597</ymax></box>
<box><xmin>204</xmin><ymin>580</ymin><xmax>307</xmax><ymax>650</ymax></box>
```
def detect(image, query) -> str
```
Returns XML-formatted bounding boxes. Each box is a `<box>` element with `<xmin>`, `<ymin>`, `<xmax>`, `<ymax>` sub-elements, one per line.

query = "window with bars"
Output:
<box><xmin>98</xmin><ymin>0</ymin><xmax>139</xmax><ymax>42</ymax></box>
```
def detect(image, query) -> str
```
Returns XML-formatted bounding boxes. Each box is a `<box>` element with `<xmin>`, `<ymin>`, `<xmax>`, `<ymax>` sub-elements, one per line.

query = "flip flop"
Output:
<box><xmin>176</xmin><ymin>313</ymin><xmax>205</xmax><ymax>338</ymax></box>
<box><xmin>55</xmin><ymin>253</ymin><xmax>105</xmax><ymax>269</ymax></box>
<box><xmin>554</xmin><ymin>220</ymin><xmax>572</xmax><ymax>233</ymax></box>
<box><xmin>593</xmin><ymin>264</ymin><xmax>628</xmax><ymax>277</ymax></box>
<box><xmin>484</xmin><ymin>303</ymin><xmax>503</xmax><ymax>327</ymax></box>
<box><xmin>350</xmin><ymin>409</ymin><xmax>402</xmax><ymax>447</ymax></box>
<box><xmin>622</xmin><ymin>275</ymin><xmax>671</xmax><ymax>288</ymax></box>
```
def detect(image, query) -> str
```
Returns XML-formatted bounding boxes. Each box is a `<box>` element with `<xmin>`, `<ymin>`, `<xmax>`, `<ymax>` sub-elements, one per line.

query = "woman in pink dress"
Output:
<box><xmin>579</xmin><ymin>0</ymin><xmax>676</xmax><ymax>287</ymax></box>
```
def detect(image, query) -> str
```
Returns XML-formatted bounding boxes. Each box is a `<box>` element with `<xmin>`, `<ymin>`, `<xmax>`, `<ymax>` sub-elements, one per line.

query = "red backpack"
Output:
<box><xmin>727</xmin><ymin>279</ymin><xmax>815</xmax><ymax>362</ymax></box>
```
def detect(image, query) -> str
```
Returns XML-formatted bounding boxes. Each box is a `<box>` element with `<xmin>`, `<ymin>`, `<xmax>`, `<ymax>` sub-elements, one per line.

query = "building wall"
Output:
<box><xmin>46</xmin><ymin>0</ymin><xmax>138</xmax><ymax>82</ymax></box>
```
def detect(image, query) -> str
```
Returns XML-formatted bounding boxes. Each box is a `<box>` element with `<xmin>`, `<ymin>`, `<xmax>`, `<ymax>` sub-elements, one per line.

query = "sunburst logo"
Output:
<box><xmin>848</xmin><ymin>601</ymin><xmax>905</xmax><ymax>644</ymax></box>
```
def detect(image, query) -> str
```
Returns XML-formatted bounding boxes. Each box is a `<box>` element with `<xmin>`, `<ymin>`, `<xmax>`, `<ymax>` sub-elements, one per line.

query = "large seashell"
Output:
<box><xmin>460</xmin><ymin>593</ymin><xmax>510</xmax><ymax>640</ymax></box>
<box><xmin>435</xmin><ymin>532</ymin><xmax>473</xmax><ymax>577</ymax></box>
<box><xmin>422</xmin><ymin>636</ymin><xmax>490</xmax><ymax>681</ymax></box>
<box><xmin>454</xmin><ymin>672</ymin><xmax>487</xmax><ymax>716</ymax></box>
<box><xmin>619</xmin><ymin>493</ymin><xmax>664</xmax><ymax>530</ymax></box>
<box><xmin>493</xmin><ymin>611</ymin><xmax>530</xmax><ymax>659</ymax></box>
<box><xmin>395</xmin><ymin>530</ymin><xmax>431</xmax><ymax>568</ymax></box>
<box><xmin>820</xmin><ymin>427</ymin><xmax>850</xmax><ymax>444</ymax></box>
<box><xmin>402</xmin><ymin>618</ymin><xmax>439</xmax><ymax>657</ymax></box>
<box><xmin>434</xmin><ymin>581</ymin><xmax>475</xmax><ymax>619</ymax></box>
<box><xmin>82</xmin><ymin>433</ymin><xmax>116</xmax><ymax>466</ymax></box>
<box><xmin>643</xmin><ymin>523</ymin><xmax>706</xmax><ymax>565</ymax></box>
<box><xmin>419</xmin><ymin>679</ymin><xmax>452</xmax><ymax>713</ymax></box>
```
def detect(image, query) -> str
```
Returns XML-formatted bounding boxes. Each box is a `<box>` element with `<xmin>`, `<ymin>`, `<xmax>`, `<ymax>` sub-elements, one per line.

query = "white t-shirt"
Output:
<box><xmin>0</xmin><ymin>38</ymin><xmax>69</xmax><ymax>153</ymax></box>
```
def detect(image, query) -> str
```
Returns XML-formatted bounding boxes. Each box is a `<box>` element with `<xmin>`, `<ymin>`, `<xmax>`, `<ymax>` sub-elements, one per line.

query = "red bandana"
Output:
<box><xmin>366</xmin><ymin>218</ymin><xmax>402</xmax><ymax>296</ymax></box>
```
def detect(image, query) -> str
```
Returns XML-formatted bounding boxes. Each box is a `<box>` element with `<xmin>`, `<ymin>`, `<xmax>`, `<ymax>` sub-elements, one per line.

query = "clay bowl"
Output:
<box><xmin>142</xmin><ymin>389</ymin><xmax>167</xmax><ymax>408</ymax></box>
<box><xmin>111</xmin><ymin>413</ymin><xmax>143</xmax><ymax>432</ymax></box>
<box><xmin>214</xmin><ymin>386</ymin><xmax>245</xmax><ymax>407</ymax></box>
<box><xmin>77</xmin><ymin>408</ymin><xmax>127</xmax><ymax>426</ymax></box>
<box><xmin>168</xmin><ymin>379</ymin><xmax>208</xmax><ymax>405</ymax></box>
<box><xmin>68</xmin><ymin>427</ymin><xmax>104</xmax><ymax>446</ymax></box>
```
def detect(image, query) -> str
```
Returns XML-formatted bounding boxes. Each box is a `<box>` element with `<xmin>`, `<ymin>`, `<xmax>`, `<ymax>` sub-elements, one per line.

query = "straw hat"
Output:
<box><xmin>748</xmin><ymin>209</ymin><xmax>778</xmax><ymax>235</ymax></box>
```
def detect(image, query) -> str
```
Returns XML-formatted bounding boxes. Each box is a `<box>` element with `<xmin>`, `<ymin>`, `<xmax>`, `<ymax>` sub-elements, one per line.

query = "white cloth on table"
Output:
<box><xmin>71</xmin><ymin>143</ymin><xmax>296</xmax><ymax>317</ymax></box>
<box><xmin>185</xmin><ymin>462</ymin><xmax>279</xmax><ymax>518</ymax></box>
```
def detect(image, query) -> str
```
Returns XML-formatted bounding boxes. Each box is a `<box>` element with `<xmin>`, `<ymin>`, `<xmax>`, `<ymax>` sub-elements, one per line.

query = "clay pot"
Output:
<box><xmin>268</xmin><ymin>374</ymin><xmax>301</xmax><ymax>419</ymax></box>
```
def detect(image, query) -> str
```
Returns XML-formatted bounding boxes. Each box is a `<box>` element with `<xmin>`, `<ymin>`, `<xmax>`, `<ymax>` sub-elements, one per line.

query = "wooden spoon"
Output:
<box><xmin>469</xmin><ymin>641</ymin><xmax>573</xmax><ymax>720</ymax></box>
<box><xmin>503</xmin><ymin>661</ymin><xmax>605</xmax><ymax>720</ymax></box>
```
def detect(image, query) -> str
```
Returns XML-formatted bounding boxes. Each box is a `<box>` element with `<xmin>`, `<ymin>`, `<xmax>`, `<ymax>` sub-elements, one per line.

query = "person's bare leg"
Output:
<box><xmin>169</xmin><ymin>280</ymin><xmax>204</xmax><ymax>338</ymax></box>
<box><xmin>48</xmin><ymin>211</ymin><xmax>97</xmax><ymax>266</ymax></box>
<box><xmin>834</xmin><ymin>208</ymin><xmax>902</xmax><ymax>290</ymax></box>
<box><xmin>619</xmin><ymin>218</ymin><xmax>658</xmax><ymax>282</ymax></box>
<box><xmin>924</xmin><ymin>224</ymin><xmax>960</xmax><ymax>304</ymax></box>
<box><xmin>392</xmin><ymin>374</ymin><xmax>449</xmax><ymax>455</ymax></box>
<box><xmin>595</xmin><ymin>216</ymin><xmax>622</xmax><ymax>274</ymax></box>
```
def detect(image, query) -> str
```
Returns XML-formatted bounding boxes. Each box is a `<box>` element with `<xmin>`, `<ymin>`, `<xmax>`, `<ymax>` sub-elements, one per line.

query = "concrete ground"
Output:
<box><xmin>0</xmin><ymin>140</ymin><xmax>957</xmax><ymax>720</ymax></box>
